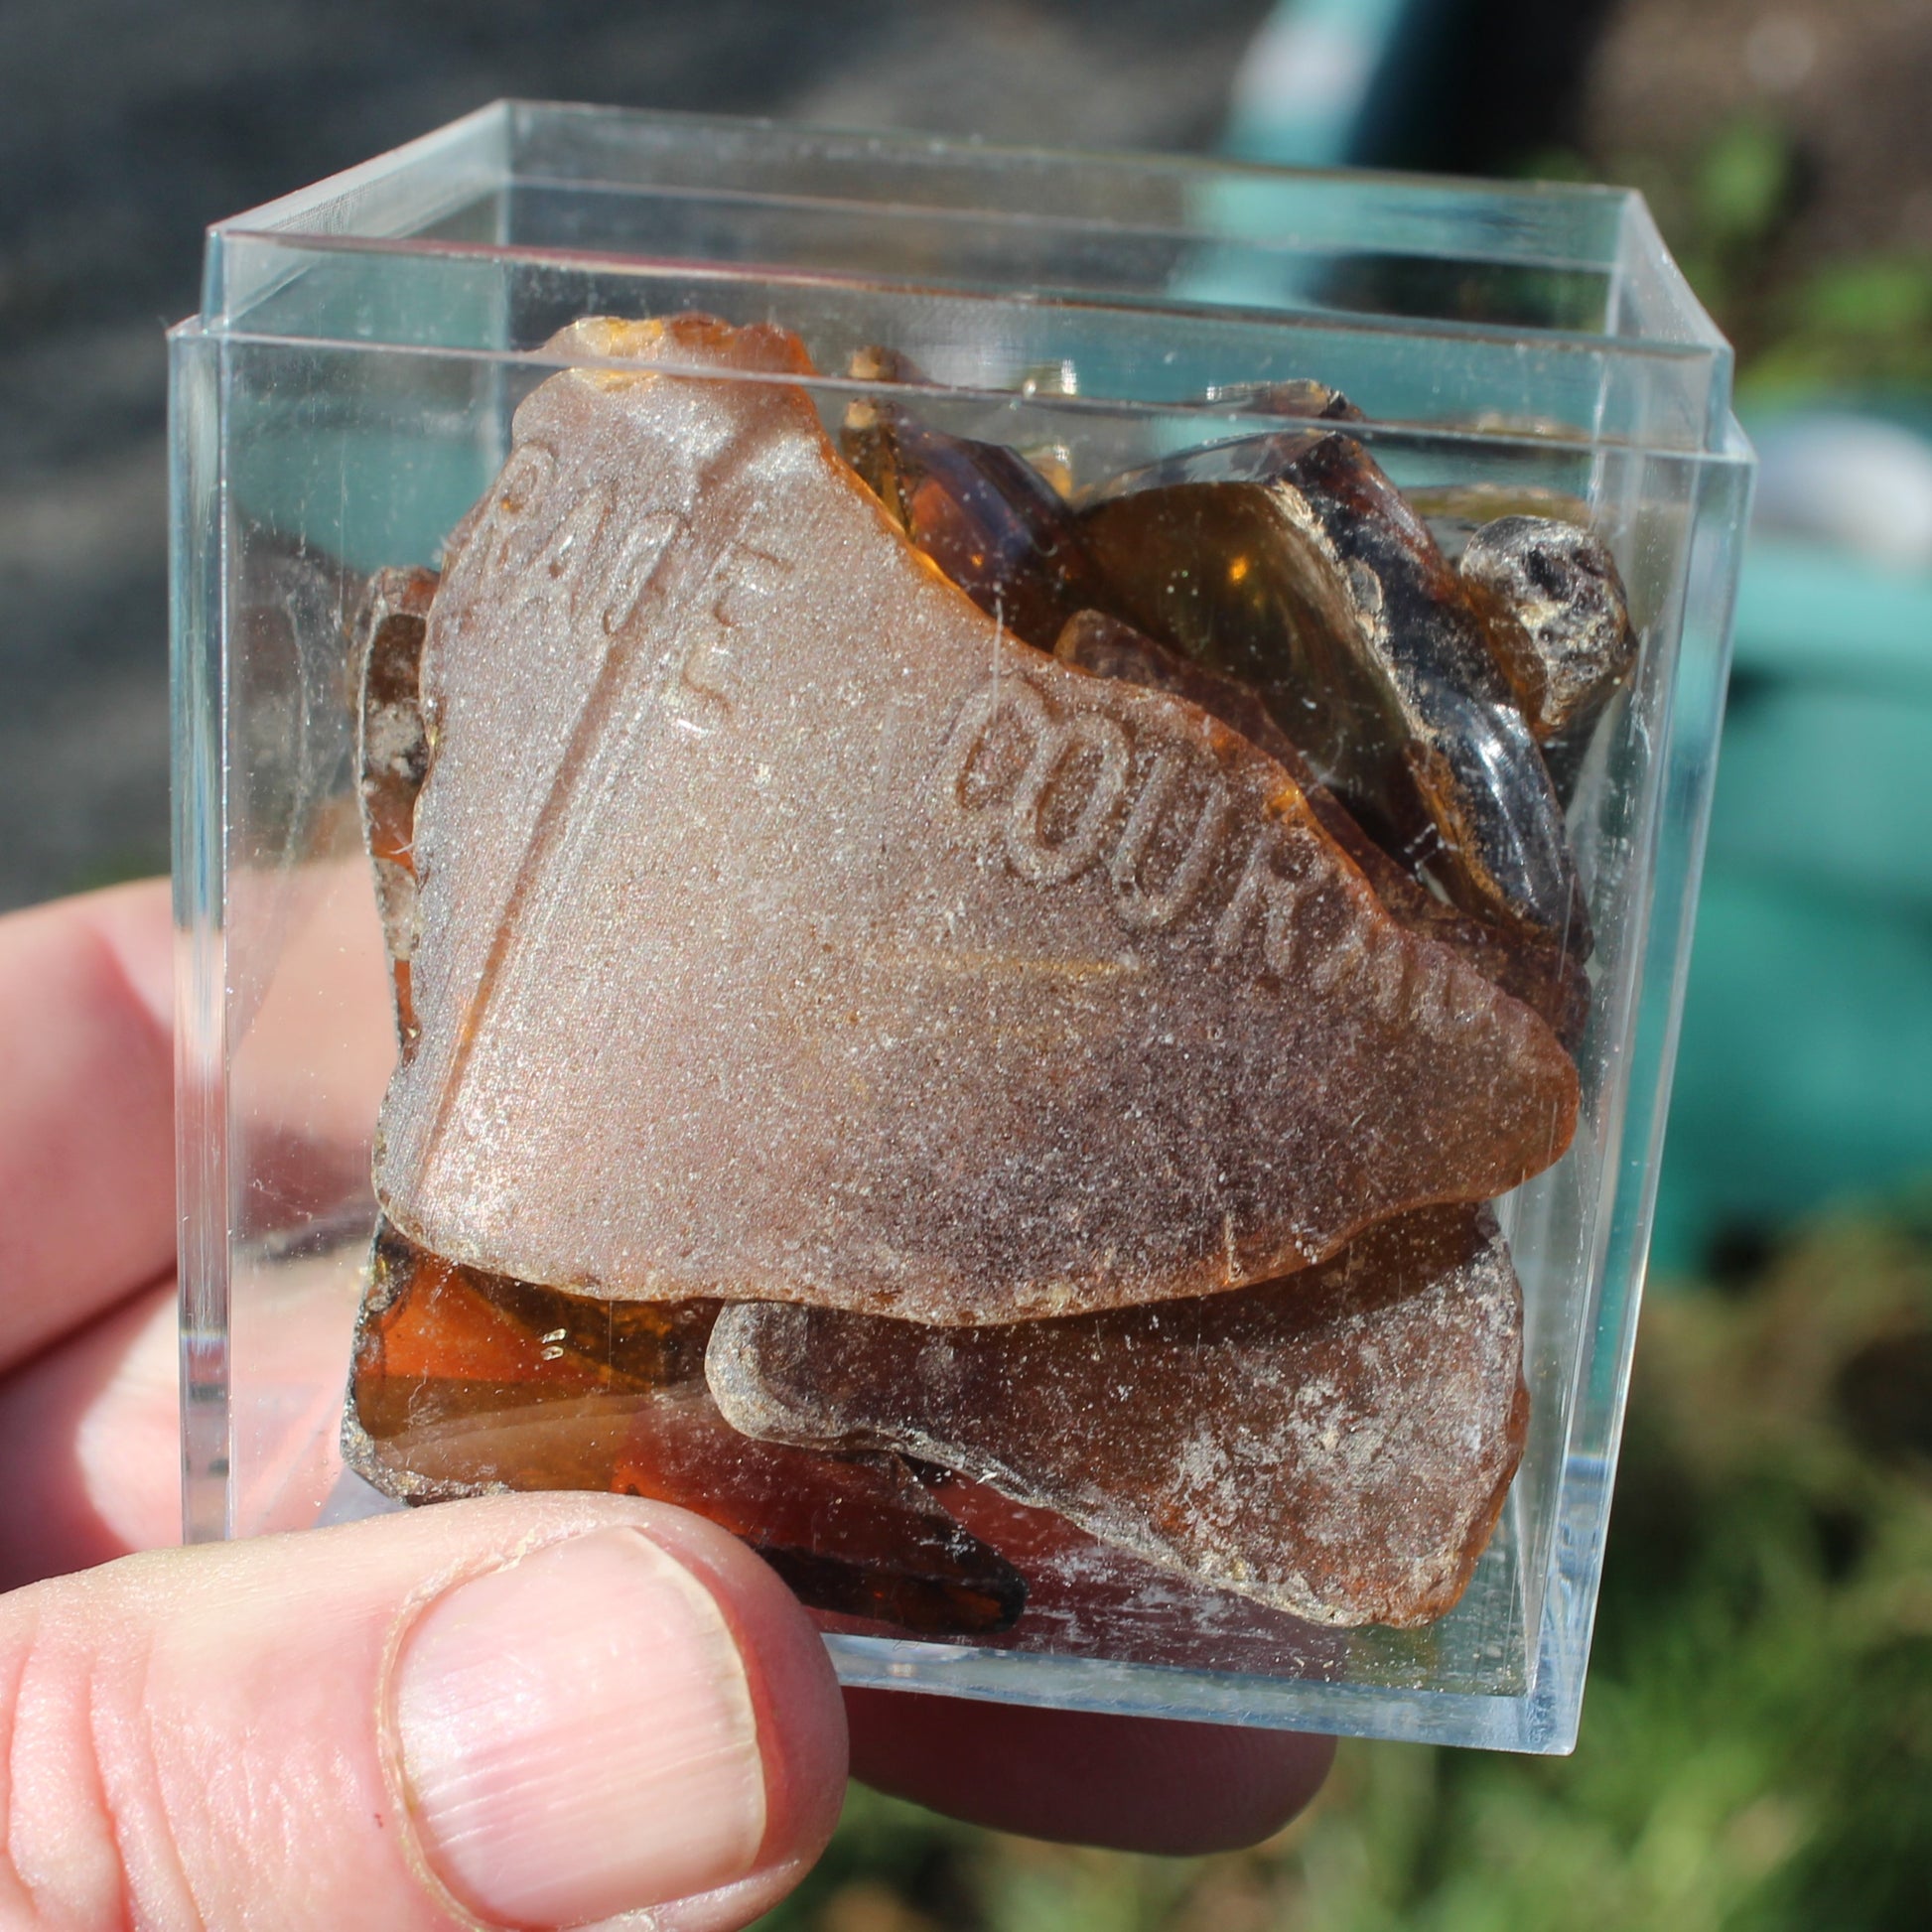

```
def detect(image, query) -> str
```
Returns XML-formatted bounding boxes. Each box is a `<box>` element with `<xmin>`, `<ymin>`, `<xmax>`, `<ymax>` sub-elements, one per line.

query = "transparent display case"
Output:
<box><xmin>171</xmin><ymin>102</ymin><xmax>1751</xmax><ymax>1752</ymax></box>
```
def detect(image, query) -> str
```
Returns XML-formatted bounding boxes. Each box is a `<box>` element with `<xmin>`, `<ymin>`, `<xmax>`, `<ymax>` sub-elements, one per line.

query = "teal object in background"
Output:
<box><xmin>1224</xmin><ymin>1</ymin><xmax>1932</xmax><ymax>1265</ymax></box>
<box><xmin>1651</xmin><ymin>535</ymin><xmax>1932</xmax><ymax>1267</ymax></box>
<box><xmin>1729</xmin><ymin>540</ymin><xmax>1932</xmax><ymax>696</ymax></box>
<box><xmin>1223</xmin><ymin>0</ymin><xmax>1414</xmax><ymax>167</ymax></box>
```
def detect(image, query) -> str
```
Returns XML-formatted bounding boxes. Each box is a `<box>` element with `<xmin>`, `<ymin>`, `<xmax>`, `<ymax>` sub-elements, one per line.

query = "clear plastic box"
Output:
<box><xmin>170</xmin><ymin>102</ymin><xmax>1751</xmax><ymax>1753</ymax></box>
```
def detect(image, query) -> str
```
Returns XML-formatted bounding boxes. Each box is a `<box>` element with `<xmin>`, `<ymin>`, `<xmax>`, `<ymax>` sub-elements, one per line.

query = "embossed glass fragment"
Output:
<box><xmin>342</xmin><ymin>312</ymin><xmax>1614</xmax><ymax>1638</ymax></box>
<box><xmin>370</xmin><ymin>317</ymin><xmax>1579</xmax><ymax>1324</ymax></box>
<box><xmin>1053</xmin><ymin>609</ymin><xmax>1588</xmax><ymax>1047</ymax></box>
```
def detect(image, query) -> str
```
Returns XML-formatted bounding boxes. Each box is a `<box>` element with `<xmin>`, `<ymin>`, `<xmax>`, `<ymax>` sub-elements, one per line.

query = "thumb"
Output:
<box><xmin>1</xmin><ymin>1493</ymin><xmax>847</xmax><ymax>1931</ymax></box>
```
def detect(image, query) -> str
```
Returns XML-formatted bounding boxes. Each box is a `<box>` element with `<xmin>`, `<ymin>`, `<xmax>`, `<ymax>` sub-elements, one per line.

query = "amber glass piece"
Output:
<box><xmin>374</xmin><ymin>315</ymin><xmax>1578</xmax><ymax>1322</ymax></box>
<box><xmin>1400</xmin><ymin>483</ymin><xmax>1593</xmax><ymax>562</ymax></box>
<box><xmin>1054</xmin><ymin>610</ymin><xmax>1587</xmax><ymax>1047</ymax></box>
<box><xmin>841</xmin><ymin>401</ymin><xmax>1106</xmax><ymax>651</ymax></box>
<box><xmin>1195</xmin><ymin>378</ymin><xmax>1361</xmax><ymax>423</ymax></box>
<box><xmin>708</xmin><ymin>1204</ymin><xmax>1528</xmax><ymax>1627</ymax></box>
<box><xmin>915</xmin><ymin>1474</ymin><xmax>1350</xmax><ymax>1678</ymax></box>
<box><xmin>1053</xmin><ymin>607</ymin><xmax>1315</xmax><ymax>779</ymax></box>
<box><xmin>344</xmin><ymin>1218</ymin><xmax>1025</xmax><ymax>1634</ymax></box>
<box><xmin>353</xmin><ymin>564</ymin><xmax>438</xmax><ymax>1046</ymax></box>
<box><xmin>1458</xmin><ymin>514</ymin><xmax>1638</xmax><ymax>743</ymax></box>
<box><xmin>1079</xmin><ymin>430</ymin><xmax>1587</xmax><ymax>951</ymax></box>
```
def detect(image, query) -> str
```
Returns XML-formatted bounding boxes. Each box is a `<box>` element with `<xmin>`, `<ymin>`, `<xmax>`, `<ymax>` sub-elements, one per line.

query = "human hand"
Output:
<box><xmin>0</xmin><ymin>881</ymin><xmax>1331</xmax><ymax>1929</ymax></box>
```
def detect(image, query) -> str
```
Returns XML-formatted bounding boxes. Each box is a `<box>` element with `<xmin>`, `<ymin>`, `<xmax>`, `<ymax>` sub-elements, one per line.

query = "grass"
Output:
<box><xmin>757</xmin><ymin>1200</ymin><xmax>1932</xmax><ymax>1931</ymax></box>
<box><xmin>1528</xmin><ymin>115</ymin><xmax>1932</xmax><ymax>404</ymax></box>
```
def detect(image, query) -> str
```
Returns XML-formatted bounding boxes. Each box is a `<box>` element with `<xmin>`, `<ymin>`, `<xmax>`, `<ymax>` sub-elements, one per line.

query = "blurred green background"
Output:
<box><xmin>3</xmin><ymin>0</ymin><xmax>1927</xmax><ymax>1923</ymax></box>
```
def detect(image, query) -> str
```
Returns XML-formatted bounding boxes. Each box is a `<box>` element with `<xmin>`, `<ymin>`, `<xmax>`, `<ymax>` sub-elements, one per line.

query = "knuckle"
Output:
<box><xmin>0</xmin><ymin>1576</ymin><xmax>198</xmax><ymax>1931</ymax></box>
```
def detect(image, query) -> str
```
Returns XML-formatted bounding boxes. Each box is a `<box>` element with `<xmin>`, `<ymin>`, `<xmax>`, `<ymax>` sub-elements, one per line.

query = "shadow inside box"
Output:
<box><xmin>320</xmin><ymin>1456</ymin><xmax>1349</xmax><ymax>1682</ymax></box>
<box><xmin>822</xmin><ymin>1474</ymin><xmax>1350</xmax><ymax>1682</ymax></box>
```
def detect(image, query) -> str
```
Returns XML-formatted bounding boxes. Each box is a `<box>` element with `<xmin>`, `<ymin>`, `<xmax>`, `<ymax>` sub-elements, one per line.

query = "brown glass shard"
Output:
<box><xmin>1054</xmin><ymin>609</ymin><xmax>1588</xmax><ymax>1046</ymax></box>
<box><xmin>353</xmin><ymin>565</ymin><xmax>438</xmax><ymax>1047</ymax></box>
<box><xmin>1079</xmin><ymin>430</ymin><xmax>1587</xmax><ymax>952</ymax></box>
<box><xmin>374</xmin><ymin>314</ymin><xmax>1578</xmax><ymax>1322</ymax></box>
<box><xmin>707</xmin><ymin>1203</ymin><xmax>1528</xmax><ymax>1627</ymax></box>
<box><xmin>343</xmin><ymin>1218</ymin><xmax>1026</xmax><ymax>1634</ymax></box>
<box><xmin>1400</xmin><ymin>483</ymin><xmax>1593</xmax><ymax>565</ymax></box>
<box><xmin>1195</xmin><ymin>378</ymin><xmax>1362</xmax><ymax>424</ymax></box>
<box><xmin>842</xmin><ymin>348</ymin><xmax>1106</xmax><ymax>650</ymax></box>
<box><xmin>1458</xmin><ymin>514</ymin><xmax>1638</xmax><ymax>744</ymax></box>
<box><xmin>916</xmin><ymin>1473</ymin><xmax>1350</xmax><ymax>1677</ymax></box>
<box><xmin>1053</xmin><ymin>607</ymin><xmax>1314</xmax><ymax>779</ymax></box>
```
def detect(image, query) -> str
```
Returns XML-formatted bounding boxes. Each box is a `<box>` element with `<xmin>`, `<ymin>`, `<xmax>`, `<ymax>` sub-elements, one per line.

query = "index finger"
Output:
<box><xmin>0</xmin><ymin>880</ymin><xmax>174</xmax><ymax>1371</ymax></box>
<box><xmin>845</xmin><ymin>1688</ymin><xmax>1333</xmax><ymax>1854</ymax></box>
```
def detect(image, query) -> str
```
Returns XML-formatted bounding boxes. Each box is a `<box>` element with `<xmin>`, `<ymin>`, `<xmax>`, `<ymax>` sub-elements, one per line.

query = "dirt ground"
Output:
<box><xmin>1584</xmin><ymin>0</ymin><xmax>1932</xmax><ymax>257</ymax></box>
